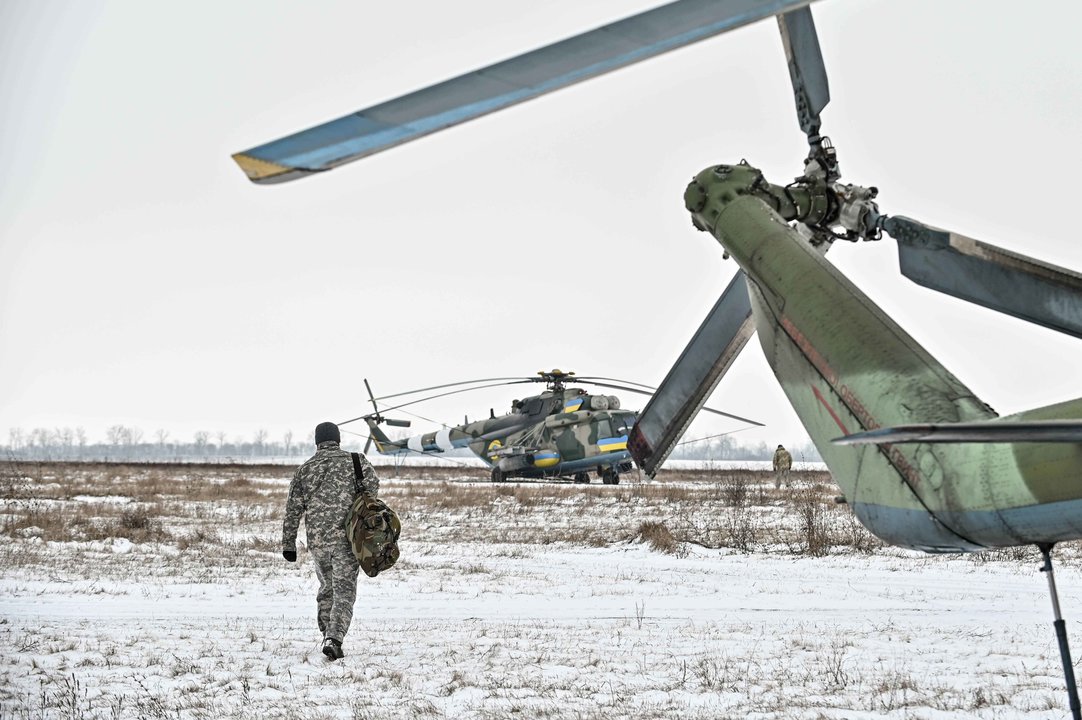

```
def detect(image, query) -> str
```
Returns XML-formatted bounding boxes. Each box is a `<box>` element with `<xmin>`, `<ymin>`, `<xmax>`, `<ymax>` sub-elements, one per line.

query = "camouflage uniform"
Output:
<box><xmin>773</xmin><ymin>445</ymin><xmax>793</xmax><ymax>488</ymax></box>
<box><xmin>283</xmin><ymin>440</ymin><xmax>380</xmax><ymax>643</ymax></box>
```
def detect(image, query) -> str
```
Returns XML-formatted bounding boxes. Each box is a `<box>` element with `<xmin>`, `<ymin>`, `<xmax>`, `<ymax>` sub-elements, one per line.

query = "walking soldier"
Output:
<box><xmin>773</xmin><ymin>444</ymin><xmax>793</xmax><ymax>488</ymax></box>
<box><xmin>282</xmin><ymin>421</ymin><xmax>380</xmax><ymax>660</ymax></box>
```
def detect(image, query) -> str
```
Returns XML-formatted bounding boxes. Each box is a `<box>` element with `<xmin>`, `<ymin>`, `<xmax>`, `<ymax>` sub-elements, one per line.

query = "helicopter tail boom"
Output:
<box><xmin>362</xmin><ymin>417</ymin><xmax>407</xmax><ymax>456</ymax></box>
<box><xmin>684</xmin><ymin>164</ymin><xmax>1082</xmax><ymax>550</ymax></box>
<box><xmin>687</xmin><ymin>164</ymin><xmax>997</xmax><ymax>549</ymax></box>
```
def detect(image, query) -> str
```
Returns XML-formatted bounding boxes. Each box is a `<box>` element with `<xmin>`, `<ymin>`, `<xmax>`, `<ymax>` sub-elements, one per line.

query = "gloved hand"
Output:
<box><xmin>283</xmin><ymin>550</ymin><xmax>297</xmax><ymax>562</ymax></box>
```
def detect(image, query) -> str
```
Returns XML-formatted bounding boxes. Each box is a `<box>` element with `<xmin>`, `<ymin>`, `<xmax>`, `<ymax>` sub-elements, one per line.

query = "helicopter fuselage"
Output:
<box><xmin>474</xmin><ymin>407</ymin><xmax>637</xmax><ymax>480</ymax></box>
<box><xmin>367</xmin><ymin>387</ymin><xmax>638</xmax><ymax>483</ymax></box>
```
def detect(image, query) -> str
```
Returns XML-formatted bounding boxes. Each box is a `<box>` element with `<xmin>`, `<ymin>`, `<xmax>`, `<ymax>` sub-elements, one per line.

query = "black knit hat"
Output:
<box><xmin>314</xmin><ymin>422</ymin><xmax>340</xmax><ymax>445</ymax></box>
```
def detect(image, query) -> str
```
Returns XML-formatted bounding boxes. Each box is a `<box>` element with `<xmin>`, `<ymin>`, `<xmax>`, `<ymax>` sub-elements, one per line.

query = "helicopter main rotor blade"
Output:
<box><xmin>339</xmin><ymin>379</ymin><xmax>536</xmax><ymax>426</ymax></box>
<box><xmin>628</xmin><ymin>271</ymin><xmax>757</xmax><ymax>477</ymax></box>
<box><xmin>573</xmin><ymin>376</ymin><xmax>656</xmax><ymax>390</ymax></box>
<box><xmin>884</xmin><ymin>216</ymin><xmax>1082</xmax><ymax>339</ymax></box>
<box><xmin>576</xmin><ymin>379</ymin><xmax>761</xmax><ymax>426</ymax></box>
<box><xmin>233</xmin><ymin>0</ymin><xmax>818</xmax><ymax>184</ymax></box>
<box><xmin>777</xmin><ymin>6</ymin><xmax>830</xmax><ymax>143</ymax></box>
<box><xmin>372</xmin><ymin>377</ymin><xmax>531</xmax><ymax>403</ymax></box>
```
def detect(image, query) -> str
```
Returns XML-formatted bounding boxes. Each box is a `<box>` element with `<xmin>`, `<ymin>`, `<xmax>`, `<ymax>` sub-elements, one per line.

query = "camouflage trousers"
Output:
<box><xmin>774</xmin><ymin>468</ymin><xmax>791</xmax><ymax>488</ymax></box>
<box><xmin>311</xmin><ymin>535</ymin><xmax>361</xmax><ymax>643</ymax></box>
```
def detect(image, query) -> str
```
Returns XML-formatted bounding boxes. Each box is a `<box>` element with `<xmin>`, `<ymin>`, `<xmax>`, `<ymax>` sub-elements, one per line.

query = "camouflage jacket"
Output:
<box><xmin>282</xmin><ymin>441</ymin><xmax>380</xmax><ymax>553</ymax></box>
<box><xmin>773</xmin><ymin>447</ymin><xmax>793</xmax><ymax>471</ymax></box>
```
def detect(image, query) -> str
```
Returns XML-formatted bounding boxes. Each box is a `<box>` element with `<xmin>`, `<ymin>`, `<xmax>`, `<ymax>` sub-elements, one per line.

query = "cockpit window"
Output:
<box><xmin>524</xmin><ymin>398</ymin><xmax>544</xmax><ymax>416</ymax></box>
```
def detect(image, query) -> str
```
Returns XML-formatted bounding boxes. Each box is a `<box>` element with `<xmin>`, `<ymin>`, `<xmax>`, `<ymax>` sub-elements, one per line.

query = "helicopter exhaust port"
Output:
<box><xmin>589</xmin><ymin>395</ymin><xmax>621</xmax><ymax>411</ymax></box>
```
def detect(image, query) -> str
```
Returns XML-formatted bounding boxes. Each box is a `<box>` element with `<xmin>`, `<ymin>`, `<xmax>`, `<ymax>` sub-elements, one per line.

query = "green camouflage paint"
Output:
<box><xmin>686</xmin><ymin>162</ymin><xmax>1082</xmax><ymax>550</ymax></box>
<box><xmin>366</xmin><ymin>386</ymin><xmax>636</xmax><ymax>481</ymax></box>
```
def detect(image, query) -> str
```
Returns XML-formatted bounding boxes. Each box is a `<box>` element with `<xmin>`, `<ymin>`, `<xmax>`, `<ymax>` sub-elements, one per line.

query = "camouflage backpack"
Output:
<box><xmin>346</xmin><ymin>453</ymin><xmax>401</xmax><ymax>577</ymax></box>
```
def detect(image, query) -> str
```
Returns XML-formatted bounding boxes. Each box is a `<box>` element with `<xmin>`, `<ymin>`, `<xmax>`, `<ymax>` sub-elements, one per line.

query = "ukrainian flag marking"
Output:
<box><xmin>597</xmin><ymin>436</ymin><xmax>628</xmax><ymax>452</ymax></box>
<box><xmin>533</xmin><ymin>451</ymin><xmax>560</xmax><ymax>468</ymax></box>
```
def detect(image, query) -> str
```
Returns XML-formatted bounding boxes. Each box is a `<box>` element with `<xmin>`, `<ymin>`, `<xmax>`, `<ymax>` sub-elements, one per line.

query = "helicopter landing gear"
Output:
<box><xmin>1038</xmin><ymin>543</ymin><xmax>1081</xmax><ymax>720</ymax></box>
<box><xmin>491</xmin><ymin>468</ymin><xmax>506</xmax><ymax>483</ymax></box>
<box><xmin>601</xmin><ymin>468</ymin><xmax>620</xmax><ymax>485</ymax></box>
<box><xmin>573</xmin><ymin>472</ymin><xmax>590</xmax><ymax>484</ymax></box>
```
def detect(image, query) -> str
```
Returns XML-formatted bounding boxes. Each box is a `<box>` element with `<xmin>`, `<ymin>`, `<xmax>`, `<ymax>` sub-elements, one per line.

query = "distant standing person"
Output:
<box><xmin>773</xmin><ymin>444</ymin><xmax>793</xmax><ymax>488</ymax></box>
<box><xmin>282</xmin><ymin>421</ymin><xmax>380</xmax><ymax>660</ymax></box>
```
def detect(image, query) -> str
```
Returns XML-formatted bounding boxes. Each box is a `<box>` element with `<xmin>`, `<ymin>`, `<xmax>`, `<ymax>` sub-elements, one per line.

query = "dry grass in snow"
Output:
<box><xmin>0</xmin><ymin>460</ymin><xmax>1079</xmax><ymax>719</ymax></box>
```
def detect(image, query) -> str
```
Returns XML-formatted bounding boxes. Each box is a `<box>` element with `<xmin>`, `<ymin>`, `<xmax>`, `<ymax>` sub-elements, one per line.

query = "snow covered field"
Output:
<box><xmin>1</xmin><ymin>462</ymin><xmax>1079</xmax><ymax>719</ymax></box>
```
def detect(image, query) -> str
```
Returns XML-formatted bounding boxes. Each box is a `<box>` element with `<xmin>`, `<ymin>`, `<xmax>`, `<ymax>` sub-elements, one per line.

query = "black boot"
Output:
<box><xmin>322</xmin><ymin>638</ymin><xmax>344</xmax><ymax>661</ymax></box>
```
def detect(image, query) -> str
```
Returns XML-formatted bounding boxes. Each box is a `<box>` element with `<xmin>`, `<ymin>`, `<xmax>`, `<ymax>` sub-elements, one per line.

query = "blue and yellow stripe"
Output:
<box><xmin>597</xmin><ymin>435</ymin><xmax>628</xmax><ymax>452</ymax></box>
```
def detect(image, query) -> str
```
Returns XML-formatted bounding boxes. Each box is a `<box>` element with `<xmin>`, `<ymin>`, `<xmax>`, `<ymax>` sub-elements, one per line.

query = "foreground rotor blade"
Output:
<box><xmin>835</xmin><ymin>421</ymin><xmax>1082</xmax><ymax>445</ymax></box>
<box><xmin>233</xmin><ymin>0</ymin><xmax>817</xmax><ymax>184</ymax></box>
<box><xmin>777</xmin><ymin>6</ymin><xmax>830</xmax><ymax>141</ymax></box>
<box><xmin>885</xmin><ymin>216</ymin><xmax>1082</xmax><ymax>338</ymax></box>
<box><xmin>629</xmin><ymin>271</ymin><xmax>757</xmax><ymax>477</ymax></box>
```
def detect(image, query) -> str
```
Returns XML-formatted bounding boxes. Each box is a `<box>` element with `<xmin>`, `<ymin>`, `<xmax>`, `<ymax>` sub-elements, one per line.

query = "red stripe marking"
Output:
<box><xmin>813</xmin><ymin>385</ymin><xmax>850</xmax><ymax>436</ymax></box>
<box><xmin>781</xmin><ymin>314</ymin><xmax>924</xmax><ymax>492</ymax></box>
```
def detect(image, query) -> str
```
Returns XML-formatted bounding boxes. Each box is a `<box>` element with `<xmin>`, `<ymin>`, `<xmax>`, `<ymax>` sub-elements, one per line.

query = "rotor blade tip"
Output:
<box><xmin>231</xmin><ymin>152</ymin><xmax>294</xmax><ymax>183</ymax></box>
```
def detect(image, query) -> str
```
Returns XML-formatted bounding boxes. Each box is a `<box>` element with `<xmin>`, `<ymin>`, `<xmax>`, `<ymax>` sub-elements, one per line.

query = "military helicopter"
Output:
<box><xmin>344</xmin><ymin>369</ymin><xmax>759</xmax><ymax>484</ymax></box>
<box><xmin>232</xmin><ymin>0</ymin><xmax>1082</xmax><ymax>713</ymax></box>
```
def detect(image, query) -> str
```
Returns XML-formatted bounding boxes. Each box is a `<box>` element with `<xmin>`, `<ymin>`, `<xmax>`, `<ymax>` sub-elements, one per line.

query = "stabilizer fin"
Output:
<box><xmin>835</xmin><ymin>421</ymin><xmax>1082</xmax><ymax>445</ymax></box>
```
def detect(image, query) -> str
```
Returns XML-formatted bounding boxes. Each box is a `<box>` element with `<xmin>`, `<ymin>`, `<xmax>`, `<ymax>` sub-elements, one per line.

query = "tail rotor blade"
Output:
<box><xmin>885</xmin><ymin>216</ymin><xmax>1082</xmax><ymax>338</ymax></box>
<box><xmin>364</xmin><ymin>378</ymin><xmax>380</xmax><ymax>415</ymax></box>
<box><xmin>629</xmin><ymin>271</ymin><xmax>757</xmax><ymax>477</ymax></box>
<box><xmin>778</xmin><ymin>6</ymin><xmax>830</xmax><ymax>144</ymax></box>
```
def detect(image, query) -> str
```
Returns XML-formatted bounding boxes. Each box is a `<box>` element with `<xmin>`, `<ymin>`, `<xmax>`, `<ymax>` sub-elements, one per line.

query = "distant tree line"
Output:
<box><xmin>667</xmin><ymin>432</ymin><xmax>822</xmax><ymax>463</ymax></box>
<box><xmin>3</xmin><ymin>425</ymin><xmax>308</xmax><ymax>462</ymax></box>
<box><xmin>3</xmin><ymin>425</ymin><xmax>821</xmax><ymax>463</ymax></box>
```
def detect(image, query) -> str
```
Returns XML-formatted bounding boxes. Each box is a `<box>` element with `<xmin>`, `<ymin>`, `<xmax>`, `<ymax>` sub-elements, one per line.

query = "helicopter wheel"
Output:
<box><xmin>491</xmin><ymin>467</ymin><xmax>505</xmax><ymax>483</ymax></box>
<box><xmin>601</xmin><ymin>469</ymin><xmax>620</xmax><ymax>485</ymax></box>
<box><xmin>573</xmin><ymin>472</ymin><xmax>590</xmax><ymax>484</ymax></box>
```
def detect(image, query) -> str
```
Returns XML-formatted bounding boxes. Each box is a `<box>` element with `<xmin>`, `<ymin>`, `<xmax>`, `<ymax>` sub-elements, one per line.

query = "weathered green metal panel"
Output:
<box><xmin>687</xmin><ymin>162</ymin><xmax>1082</xmax><ymax>549</ymax></box>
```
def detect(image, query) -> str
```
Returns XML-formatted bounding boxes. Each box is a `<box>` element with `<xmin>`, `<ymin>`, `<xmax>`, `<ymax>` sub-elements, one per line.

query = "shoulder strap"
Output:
<box><xmin>351</xmin><ymin>452</ymin><xmax>362</xmax><ymax>480</ymax></box>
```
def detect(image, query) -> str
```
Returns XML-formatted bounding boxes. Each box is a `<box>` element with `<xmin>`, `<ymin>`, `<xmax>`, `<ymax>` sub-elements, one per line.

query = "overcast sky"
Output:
<box><xmin>2</xmin><ymin>0</ymin><xmax>1080</xmax><ymax>453</ymax></box>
